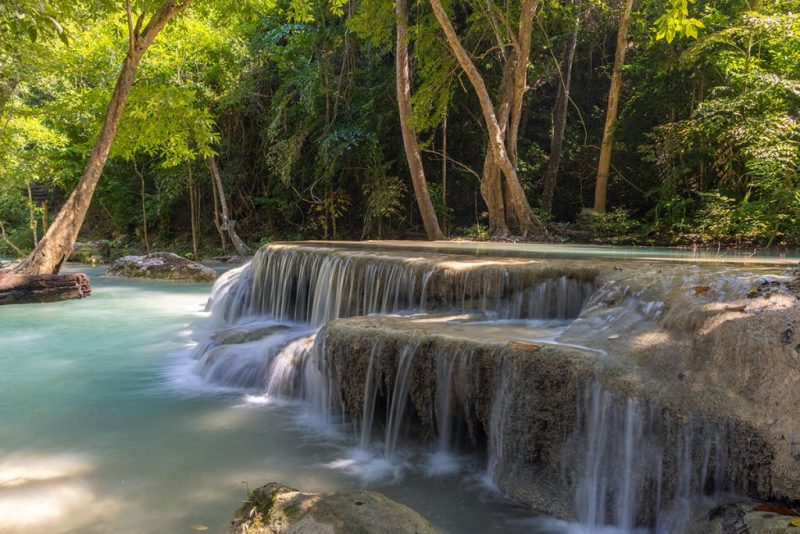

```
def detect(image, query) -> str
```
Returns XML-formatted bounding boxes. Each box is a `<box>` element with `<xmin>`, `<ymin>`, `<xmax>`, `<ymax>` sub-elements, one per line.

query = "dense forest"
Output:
<box><xmin>1</xmin><ymin>0</ymin><xmax>798</xmax><ymax>262</ymax></box>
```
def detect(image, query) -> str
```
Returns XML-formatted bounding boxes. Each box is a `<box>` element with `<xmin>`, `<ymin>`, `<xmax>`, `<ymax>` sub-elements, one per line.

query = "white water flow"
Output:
<box><xmin>569</xmin><ymin>385</ymin><xmax>739</xmax><ymax>533</ymax></box>
<box><xmin>208</xmin><ymin>244</ymin><xmax>595</xmax><ymax>326</ymax></box>
<box><xmin>186</xmin><ymin>243</ymin><xmax>784</xmax><ymax>533</ymax></box>
<box><xmin>384</xmin><ymin>344</ymin><xmax>419</xmax><ymax>458</ymax></box>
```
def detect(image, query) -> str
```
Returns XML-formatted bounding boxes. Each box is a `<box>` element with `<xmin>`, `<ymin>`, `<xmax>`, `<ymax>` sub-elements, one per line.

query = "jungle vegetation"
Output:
<box><xmin>1</xmin><ymin>0</ymin><xmax>798</xmax><ymax>269</ymax></box>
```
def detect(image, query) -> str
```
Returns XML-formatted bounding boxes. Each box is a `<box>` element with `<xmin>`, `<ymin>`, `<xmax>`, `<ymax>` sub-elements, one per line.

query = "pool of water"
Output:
<box><xmin>0</xmin><ymin>266</ymin><xmax>579</xmax><ymax>533</ymax></box>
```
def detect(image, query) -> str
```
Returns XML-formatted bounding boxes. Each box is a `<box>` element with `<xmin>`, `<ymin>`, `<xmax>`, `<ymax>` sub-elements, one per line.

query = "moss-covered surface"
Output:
<box><xmin>105</xmin><ymin>252</ymin><xmax>219</xmax><ymax>283</ymax></box>
<box><xmin>231</xmin><ymin>483</ymin><xmax>439</xmax><ymax>534</ymax></box>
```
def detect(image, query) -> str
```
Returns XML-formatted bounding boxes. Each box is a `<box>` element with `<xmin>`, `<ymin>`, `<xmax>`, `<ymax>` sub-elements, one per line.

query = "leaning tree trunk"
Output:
<box><xmin>7</xmin><ymin>0</ymin><xmax>193</xmax><ymax>275</ymax></box>
<box><xmin>429</xmin><ymin>0</ymin><xmax>545</xmax><ymax>237</ymax></box>
<box><xmin>396</xmin><ymin>0</ymin><xmax>444</xmax><ymax>241</ymax></box>
<box><xmin>507</xmin><ymin>0</ymin><xmax>539</xmax><ymax>167</ymax></box>
<box><xmin>594</xmin><ymin>0</ymin><xmax>634</xmax><ymax>214</ymax></box>
<box><xmin>206</xmin><ymin>156</ymin><xmax>251</xmax><ymax>256</ymax></box>
<box><xmin>542</xmin><ymin>14</ymin><xmax>579</xmax><ymax>214</ymax></box>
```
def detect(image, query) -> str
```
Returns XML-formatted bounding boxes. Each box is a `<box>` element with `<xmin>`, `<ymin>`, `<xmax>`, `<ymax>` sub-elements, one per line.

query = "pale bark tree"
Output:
<box><xmin>7</xmin><ymin>0</ymin><xmax>194</xmax><ymax>275</ymax></box>
<box><xmin>430</xmin><ymin>0</ymin><xmax>546</xmax><ymax>236</ymax></box>
<box><xmin>206</xmin><ymin>156</ymin><xmax>251</xmax><ymax>256</ymax></box>
<box><xmin>593</xmin><ymin>0</ymin><xmax>634</xmax><ymax>213</ymax></box>
<box><xmin>396</xmin><ymin>0</ymin><xmax>444</xmax><ymax>240</ymax></box>
<box><xmin>542</xmin><ymin>13</ymin><xmax>580</xmax><ymax>214</ymax></box>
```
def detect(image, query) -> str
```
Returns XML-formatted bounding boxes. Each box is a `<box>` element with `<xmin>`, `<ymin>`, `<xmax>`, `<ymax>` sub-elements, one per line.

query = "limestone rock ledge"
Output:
<box><xmin>231</xmin><ymin>483</ymin><xmax>438</xmax><ymax>534</ymax></box>
<box><xmin>106</xmin><ymin>252</ymin><xmax>218</xmax><ymax>282</ymax></box>
<box><xmin>318</xmin><ymin>315</ymin><xmax>777</xmax><ymax>524</ymax></box>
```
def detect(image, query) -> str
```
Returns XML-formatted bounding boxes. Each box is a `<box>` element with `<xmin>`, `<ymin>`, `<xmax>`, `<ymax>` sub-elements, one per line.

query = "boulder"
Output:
<box><xmin>231</xmin><ymin>483</ymin><xmax>439</xmax><ymax>534</ymax></box>
<box><xmin>106</xmin><ymin>252</ymin><xmax>218</xmax><ymax>283</ymax></box>
<box><xmin>687</xmin><ymin>502</ymin><xmax>800</xmax><ymax>534</ymax></box>
<box><xmin>68</xmin><ymin>240</ymin><xmax>111</xmax><ymax>264</ymax></box>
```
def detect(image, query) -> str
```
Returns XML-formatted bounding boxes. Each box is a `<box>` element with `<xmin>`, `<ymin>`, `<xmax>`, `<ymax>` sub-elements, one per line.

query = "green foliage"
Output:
<box><xmin>461</xmin><ymin>223</ymin><xmax>491</xmax><ymax>240</ymax></box>
<box><xmin>655</xmin><ymin>0</ymin><xmax>705</xmax><ymax>42</ymax></box>
<box><xmin>1</xmin><ymin>0</ymin><xmax>798</xmax><ymax>250</ymax></box>
<box><xmin>112</xmin><ymin>86</ymin><xmax>219</xmax><ymax>167</ymax></box>
<box><xmin>577</xmin><ymin>209</ymin><xmax>641</xmax><ymax>240</ymax></box>
<box><xmin>0</xmin><ymin>1</ymin><xmax>70</xmax><ymax>48</ymax></box>
<box><xmin>362</xmin><ymin>156</ymin><xmax>406</xmax><ymax>239</ymax></box>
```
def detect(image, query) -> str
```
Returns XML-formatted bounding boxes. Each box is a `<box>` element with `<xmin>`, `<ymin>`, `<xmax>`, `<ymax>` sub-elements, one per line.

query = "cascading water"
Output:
<box><xmin>190</xmin><ymin>243</ymin><xmax>781</xmax><ymax>533</ymax></box>
<box><xmin>206</xmin><ymin>244</ymin><xmax>596</xmax><ymax>326</ymax></box>
<box><xmin>567</xmin><ymin>384</ymin><xmax>747</xmax><ymax>533</ymax></box>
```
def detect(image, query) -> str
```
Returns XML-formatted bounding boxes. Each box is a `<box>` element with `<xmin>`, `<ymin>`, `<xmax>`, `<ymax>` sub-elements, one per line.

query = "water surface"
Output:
<box><xmin>0</xmin><ymin>266</ymin><xmax>567</xmax><ymax>533</ymax></box>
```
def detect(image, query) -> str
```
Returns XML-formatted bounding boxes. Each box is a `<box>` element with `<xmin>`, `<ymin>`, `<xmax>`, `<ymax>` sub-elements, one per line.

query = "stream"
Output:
<box><xmin>0</xmin><ymin>264</ymin><xmax>568</xmax><ymax>534</ymax></box>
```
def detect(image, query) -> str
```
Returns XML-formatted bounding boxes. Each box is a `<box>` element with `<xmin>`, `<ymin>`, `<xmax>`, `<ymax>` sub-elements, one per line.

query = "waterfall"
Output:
<box><xmin>191</xmin><ymin>243</ymin><xmax>777</xmax><ymax>532</ymax></box>
<box><xmin>569</xmin><ymin>384</ymin><xmax>739</xmax><ymax>532</ymax></box>
<box><xmin>205</xmin><ymin>244</ymin><xmax>597</xmax><ymax>326</ymax></box>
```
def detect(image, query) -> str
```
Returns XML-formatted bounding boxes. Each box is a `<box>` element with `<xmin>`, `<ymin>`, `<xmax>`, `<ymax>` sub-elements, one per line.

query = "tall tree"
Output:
<box><xmin>396</xmin><ymin>0</ymin><xmax>444</xmax><ymax>240</ymax></box>
<box><xmin>429</xmin><ymin>0</ymin><xmax>545</xmax><ymax>237</ymax></box>
<box><xmin>593</xmin><ymin>0</ymin><xmax>634</xmax><ymax>213</ymax></box>
<box><xmin>542</xmin><ymin>8</ymin><xmax>580</xmax><ymax>214</ymax></box>
<box><xmin>7</xmin><ymin>0</ymin><xmax>193</xmax><ymax>275</ymax></box>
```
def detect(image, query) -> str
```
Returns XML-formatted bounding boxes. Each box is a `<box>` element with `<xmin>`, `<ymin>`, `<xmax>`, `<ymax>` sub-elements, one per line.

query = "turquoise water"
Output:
<box><xmin>0</xmin><ymin>267</ymin><xmax>556</xmax><ymax>533</ymax></box>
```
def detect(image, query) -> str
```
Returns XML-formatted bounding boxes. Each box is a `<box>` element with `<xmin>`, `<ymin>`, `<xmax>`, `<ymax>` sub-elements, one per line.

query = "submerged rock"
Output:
<box><xmin>231</xmin><ymin>483</ymin><xmax>438</xmax><ymax>534</ymax></box>
<box><xmin>211</xmin><ymin>325</ymin><xmax>291</xmax><ymax>346</ymax></box>
<box><xmin>106</xmin><ymin>252</ymin><xmax>218</xmax><ymax>282</ymax></box>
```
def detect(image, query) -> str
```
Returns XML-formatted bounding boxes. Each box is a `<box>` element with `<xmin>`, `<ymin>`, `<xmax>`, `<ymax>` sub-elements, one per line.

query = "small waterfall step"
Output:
<box><xmin>207</xmin><ymin>243</ymin><xmax>600</xmax><ymax>326</ymax></box>
<box><xmin>319</xmin><ymin>316</ymin><xmax>775</xmax><ymax>529</ymax></box>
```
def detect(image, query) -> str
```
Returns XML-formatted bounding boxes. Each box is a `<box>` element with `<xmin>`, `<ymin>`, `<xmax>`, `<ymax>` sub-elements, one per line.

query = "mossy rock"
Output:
<box><xmin>232</xmin><ymin>483</ymin><xmax>439</xmax><ymax>534</ymax></box>
<box><xmin>106</xmin><ymin>252</ymin><xmax>219</xmax><ymax>283</ymax></box>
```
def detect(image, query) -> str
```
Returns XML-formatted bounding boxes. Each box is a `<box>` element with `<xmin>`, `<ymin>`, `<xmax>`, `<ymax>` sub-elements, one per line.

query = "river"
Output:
<box><xmin>0</xmin><ymin>264</ymin><xmax>568</xmax><ymax>533</ymax></box>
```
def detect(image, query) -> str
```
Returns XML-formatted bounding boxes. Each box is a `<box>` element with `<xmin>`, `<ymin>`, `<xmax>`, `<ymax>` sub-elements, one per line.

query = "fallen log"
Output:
<box><xmin>0</xmin><ymin>273</ymin><xmax>92</xmax><ymax>305</ymax></box>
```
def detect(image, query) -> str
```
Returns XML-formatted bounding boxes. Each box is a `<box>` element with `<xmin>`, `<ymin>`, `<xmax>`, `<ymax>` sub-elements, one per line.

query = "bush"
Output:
<box><xmin>576</xmin><ymin>208</ymin><xmax>640</xmax><ymax>240</ymax></box>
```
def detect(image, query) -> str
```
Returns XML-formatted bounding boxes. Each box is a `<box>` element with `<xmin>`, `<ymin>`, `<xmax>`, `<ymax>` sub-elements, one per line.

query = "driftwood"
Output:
<box><xmin>0</xmin><ymin>273</ymin><xmax>92</xmax><ymax>305</ymax></box>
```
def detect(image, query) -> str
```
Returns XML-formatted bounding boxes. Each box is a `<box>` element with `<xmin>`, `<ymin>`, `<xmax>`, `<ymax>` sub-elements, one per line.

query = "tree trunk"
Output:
<box><xmin>507</xmin><ymin>0</ymin><xmax>539</xmax><ymax>167</ymax></box>
<box><xmin>480</xmin><ymin>56</ymin><xmax>517</xmax><ymax>236</ymax></box>
<box><xmin>210</xmin><ymin>170</ymin><xmax>229</xmax><ymax>254</ymax></box>
<box><xmin>543</xmin><ymin>14</ymin><xmax>579</xmax><ymax>214</ymax></box>
<box><xmin>429</xmin><ymin>0</ymin><xmax>545</xmax><ymax>237</ymax></box>
<box><xmin>206</xmin><ymin>156</ymin><xmax>251</xmax><ymax>256</ymax></box>
<box><xmin>27</xmin><ymin>183</ymin><xmax>38</xmax><ymax>247</ymax></box>
<box><xmin>134</xmin><ymin>161</ymin><xmax>151</xmax><ymax>253</ymax></box>
<box><xmin>396</xmin><ymin>0</ymin><xmax>444</xmax><ymax>241</ymax></box>
<box><xmin>7</xmin><ymin>0</ymin><xmax>193</xmax><ymax>275</ymax></box>
<box><xmin>594</xmin><ymin>0</ymin><xmax>634</xmax><ymax>214</ymax></box>
<box><xmin>0</xmin><ymin>273</ymin><xmax>91</xmax><ymax>305</ymax></box>
<box><xmin>189</xmin><ymin>164</ymin><xmax>199</xmax><ymax>260</ymax></box>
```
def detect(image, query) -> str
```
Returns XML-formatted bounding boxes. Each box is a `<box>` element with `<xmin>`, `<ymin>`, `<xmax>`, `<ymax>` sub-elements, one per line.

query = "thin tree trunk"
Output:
<box><xmin>0</xmin><ymin>220</ymin><xmax>23</xmax><ymax>256</ymax></box>
<box><xmin>42</xmin><ymin>201</ymin><xmax>49</xmax><ymax>233</ymax></box>
<box><xmin>441</xmin><ymin>113</ymin><xmax>447</xmax><ymax>235</ymax></box>
<box><xmin>206</xmin><ymin>156</ymin><xmax>251</xmax><ymax>256</ymax></box>
<box><xmin>189</xmin><ymin>164</ymin><xmax>199</xmax><ymax>260</ymax></box>
<box><xmin>543</xmin><ymin>15</ymin><xmax>579</xmax><ymax>214</ymax></box>
<box><xmin>507</xmin><ymin>0</ymin><xmax>539</xmax><ymax>167</ymax></box>
<box><xmin>7</xmin><ymin>0</ymin><xmax>193</xmax><ymax>275</ymax></box>
<box><xmin>27</xmin><ymin>183</ymin><xmax>38</xmax><ymax>247</ymax></box>
<box><xmin>133</xmin><ymin>161</ymin><xmax>150</xmax><ymax>253</ymax></box>
<box><xmin>429</xmin><ymin>0</ymin><xmax>545</xmax><ymax>237</ymax></box>
<box><xmin>396</xmin><ymin>0</ymin><xmax>444</xmax><ymax>240</ymax></box>
<box><xmin>594</xmin><ymin>0</ymin><xmax>634</xmax><ymax>213</ymax></box>
<box><xmin>210</xmin><ymin>170</ymin><xmax>229</xmax><ymax>254</ymax></box>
